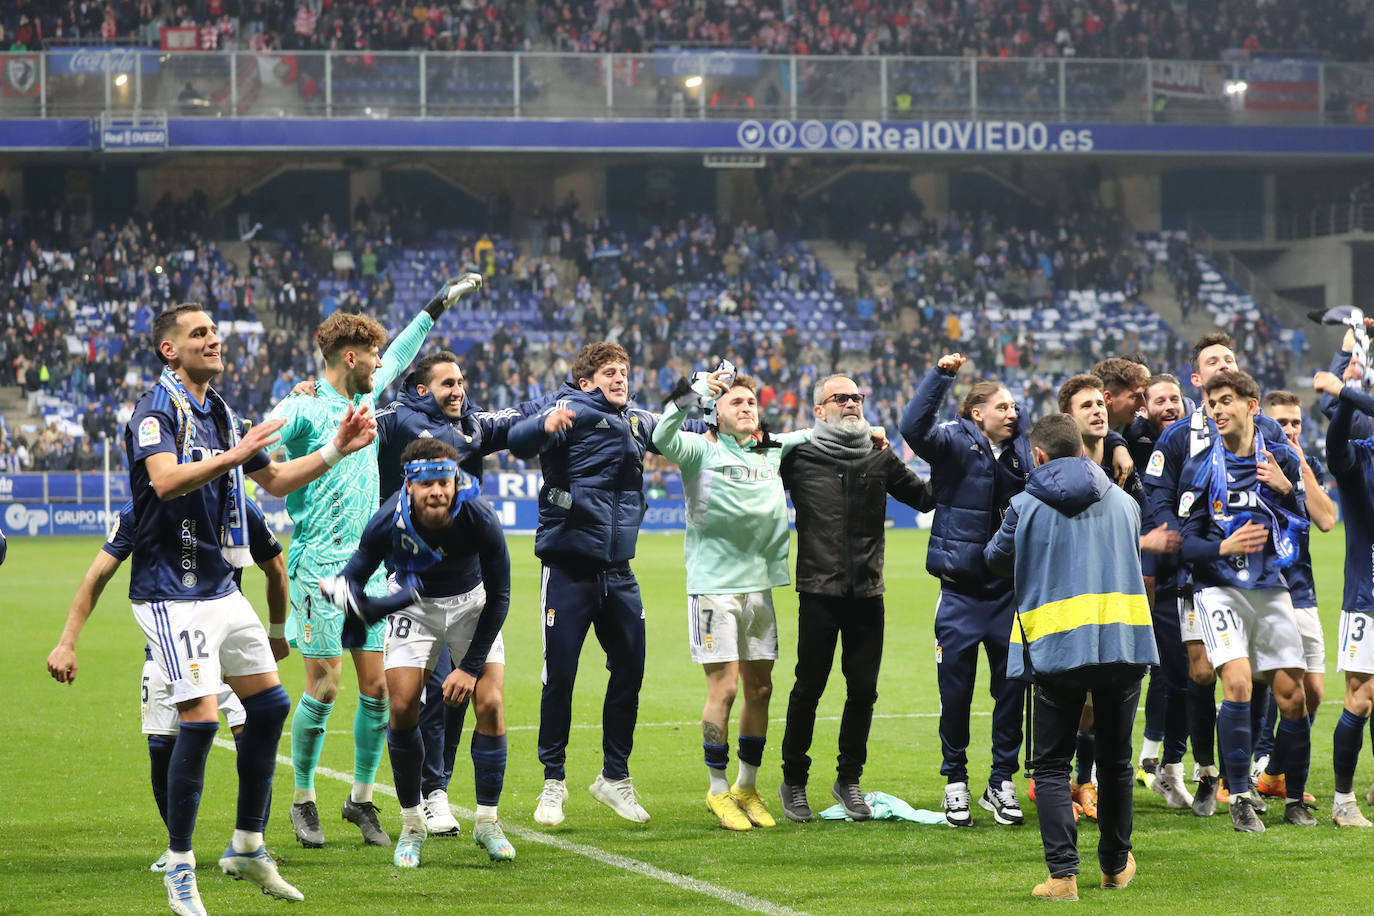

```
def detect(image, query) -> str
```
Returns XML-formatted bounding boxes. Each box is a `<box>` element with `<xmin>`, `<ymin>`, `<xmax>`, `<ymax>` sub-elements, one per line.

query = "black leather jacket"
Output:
<box><xmin>781</xmin><ymin>441</ymin><xmax>935</xmax><ymax>597</ymax></box>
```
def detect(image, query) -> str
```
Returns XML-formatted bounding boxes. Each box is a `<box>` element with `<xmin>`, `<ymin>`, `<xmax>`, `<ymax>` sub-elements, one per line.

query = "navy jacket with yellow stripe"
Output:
<box><xmin>984</xmin><ymin>456</ymin><xmax>1158</xmax><ymax>680</ymax></box>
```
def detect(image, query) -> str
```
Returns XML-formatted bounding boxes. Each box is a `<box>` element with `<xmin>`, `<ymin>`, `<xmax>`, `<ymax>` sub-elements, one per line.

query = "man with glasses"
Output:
<box><xmin>777</xmin><ymin>375</ymin><xmax>934</xmax><ymax>822</ymax></box>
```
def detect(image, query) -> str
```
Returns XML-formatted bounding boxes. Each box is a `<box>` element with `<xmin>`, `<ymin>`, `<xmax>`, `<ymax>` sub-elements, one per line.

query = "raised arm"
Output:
<box><xmin>508</xmin><ymin>402</ymin><xmax>576</xmax><ymax>458</ymax></box>
<box><xmin>900</xmin><ymin>356</ymin><xmax>963</xmax><ymax>461</ymax></box>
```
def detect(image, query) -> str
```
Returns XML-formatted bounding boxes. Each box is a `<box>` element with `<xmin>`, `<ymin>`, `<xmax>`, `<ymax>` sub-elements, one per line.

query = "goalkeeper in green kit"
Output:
<box><xmin>268</xmin><ymin>275</ymin><xmax>481</xmax><ymax>849</ymax></box>
<box><xmin>652</xmin><ymin>365</ymin><xmax>824</xmax><ymax>832</ymax></box>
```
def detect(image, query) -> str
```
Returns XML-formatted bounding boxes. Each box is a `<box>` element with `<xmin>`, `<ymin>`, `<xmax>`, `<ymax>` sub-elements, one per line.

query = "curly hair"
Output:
<box><xmin>316</xmin><ymin>312</ymin><xmax>388</xmax><ymax>363</ymax></box>
<box><xmin>1057</xmin><ymin>374</ymin><xmax>1104</xmax><ymax>414</ymax></box>
<box><xmin>571</xmin><ymin>341</ymin><xmax>630</xmax><ymax>384</ymax></box>
<box><xmin>1091</xmin><ymin>357</ymin><xmax>1149</xmax><ymax>395</ymax></box>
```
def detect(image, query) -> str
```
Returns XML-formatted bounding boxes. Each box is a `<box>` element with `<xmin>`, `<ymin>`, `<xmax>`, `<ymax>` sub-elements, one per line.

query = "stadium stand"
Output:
<box><xmin>3</xmin><ymin>184</ymin><xmax>1311</xmax><ymax>477</ymax></box>
<box><xmin>7</xmin><ymin>1</ymin><xmax>1372</xmax><ymax>60</ymax></box>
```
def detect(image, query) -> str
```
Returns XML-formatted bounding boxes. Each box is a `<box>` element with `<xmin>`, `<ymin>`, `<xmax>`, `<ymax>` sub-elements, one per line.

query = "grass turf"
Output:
<box><xmin>3</xmin><ymin>530</ymin><xmax>1368</xmax><ymax>914</ymax></box>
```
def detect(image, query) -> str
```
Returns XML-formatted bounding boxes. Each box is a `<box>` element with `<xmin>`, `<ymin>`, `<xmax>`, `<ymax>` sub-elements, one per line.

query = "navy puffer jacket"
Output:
<box><xmin>508</xmin><ymin>381</ymin><xmax>662</xmax><ymax>570</ymax></box>
<box><xmin>899</xmin><ymin>366</ymin><xmax>1032</xmax><ymax>597</ymax></box>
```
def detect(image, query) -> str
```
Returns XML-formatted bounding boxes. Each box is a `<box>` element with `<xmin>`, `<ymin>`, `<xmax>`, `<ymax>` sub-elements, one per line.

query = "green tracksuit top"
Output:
<box><xmin>652</xmin><ymin>385</ymin><xmax>811</xmax><ymax>596</ymax></box>
<box><xmin>267</xmin><ymin>310</ymin><xmax>433</xmax><ymax>583</ymax></box>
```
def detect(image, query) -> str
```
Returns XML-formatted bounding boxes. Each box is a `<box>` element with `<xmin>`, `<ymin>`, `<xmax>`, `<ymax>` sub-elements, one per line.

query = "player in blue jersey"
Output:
<box><xmin>47</xmin><ymin>498</ymin><xmax>288</xmax><ymax>870</ymax></box>
<box><xmin>374</xmin><ymin>351</ymin><xmax>545</xmax><ymax>837</ymax></box>
<box><xmin>1177</xmin><ymin>369</ymin><xmax>1314</xmax><ymax>832</ymax></box>
<box><xmin>320</xmin><ymin>438</ymin><xmax>512</xmax><ymax>868</ymax></box>
<box><xmin>1313</xmin><ymin>364</ymin><xmax>1374</xmax><ymax>826</ymax></box>
<box><xmin>124</xmin><ymin>302</ymin><xmax>376</xmax><ymax>916</ymax></box>
<box><xmin>1125</xmin><ymin>374</ymin><xmax>1195</xmax><ymax>805</ymax></box>
<box><xmin>1250</xmin><ymin>390</ymin><xmax>1336</xmax><ymax>804</ymax></box>
<box><xmin>1140</xmin><ymin>332</ymin><xmax>1294</xmax><ymax>816</ymax></box>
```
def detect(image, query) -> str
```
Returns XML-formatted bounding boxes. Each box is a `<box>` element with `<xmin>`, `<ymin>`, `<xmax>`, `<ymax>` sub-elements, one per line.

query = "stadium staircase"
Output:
<box><xmin>0</xmin><ymin>385</ymin><xmax>30</xmax><ymax>443</ymax></box>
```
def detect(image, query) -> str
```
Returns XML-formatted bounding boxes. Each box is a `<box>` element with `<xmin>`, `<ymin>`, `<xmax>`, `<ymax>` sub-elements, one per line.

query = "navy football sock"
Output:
<box><xmin>148</xmin><ymin>735</ymin><xmax>176</xmax><ymax>827</ymax></box>
<box><xmin>387</xmin><ymin>725</ymin><xmax>424</xmax><ymax>810</ymax></box>
<box><xmin>167</xmin><ymin>721</ymin><xmax>218</xmax><ymax>852</ymax></box>
<box><xmin>236</xmin><ymin>685</ymin><xmax>290</xmax><ymax>833</ymax></box>
<box><xmin>1142</xmin><ymin>674</ymin><xmax>1165</xmax><ymax>743</ymax></box>
<box><xmin>1186</xmin><ymin>681</ymin><xmax>1217</xmax><ymax>767</ymax></box>
<box><xmin>1333</xmin><ymin>709</ymin><xmax>1367</xmax><ymax>795</ymax></box>
<box><xmin>1216</xmin><ymin>699</ymin><xmax>1252</xmax><ymax>796</ymax></box>
<box><xmin>471</xmin><ymin>732</ymin><xmax>507</xmax><ymax>808</ymax></box>
<box><xmin>1276</xmin><ymin>716</ymin><xmax>1312</xmax><ymax>803</ymax></box>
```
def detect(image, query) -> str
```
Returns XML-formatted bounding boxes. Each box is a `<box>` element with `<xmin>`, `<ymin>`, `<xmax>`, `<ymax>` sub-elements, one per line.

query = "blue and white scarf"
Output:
<box><xmin>390</xmin><ymin>463</ymin><xmax>481</xmax><ymax>592</ymax></box>
<box><xmin>1195</xmin><ymin>427</ymin><xmax>1308</xmax><ymax>569</ymax></box>
<box><xmin>158</xmin><ymin>366</ymin><xmax>252</xmax><ymax>568</ymax></box>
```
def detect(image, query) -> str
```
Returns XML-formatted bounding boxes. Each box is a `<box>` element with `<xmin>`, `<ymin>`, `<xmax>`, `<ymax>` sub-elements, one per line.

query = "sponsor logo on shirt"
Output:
<box><xmin>138</xmin><ymin>417</ymin><xmax>161</xmax><ymax>447</ymax></box>
<box><xmin>1146</xmin><ymin>450</ymin><xmax>1165</xmax><ymax>477</ymax></box>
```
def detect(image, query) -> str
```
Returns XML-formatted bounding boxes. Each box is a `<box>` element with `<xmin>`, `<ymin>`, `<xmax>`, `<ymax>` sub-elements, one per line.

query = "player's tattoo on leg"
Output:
<box><xmin>702</xmin><ymin>721</ymin><xmax>724</xmax><ymax>744</ymax></box>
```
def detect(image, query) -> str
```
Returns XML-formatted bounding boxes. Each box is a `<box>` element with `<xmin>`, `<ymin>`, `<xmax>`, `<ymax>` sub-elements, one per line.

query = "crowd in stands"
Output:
<box><xmin>5</xmin><ymin>0</ymin><xmax>1372</xmax><ymax>61</ymax></box>
<box><xmin>0</xmin><ymin>186</ymin><xmax>1315</xmax><ymax>478</ymax></box>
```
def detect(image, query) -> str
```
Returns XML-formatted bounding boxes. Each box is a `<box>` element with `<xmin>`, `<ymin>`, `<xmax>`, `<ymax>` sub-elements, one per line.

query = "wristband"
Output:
<box><xmin>319</xmin><ymin>442</ymin><xmax>344</xmax><ymax>467</ymax></box>
<box><xmin>268</xmin><ymin>622</ymin><xmax>286</xmax><ymax>639</ymax></box>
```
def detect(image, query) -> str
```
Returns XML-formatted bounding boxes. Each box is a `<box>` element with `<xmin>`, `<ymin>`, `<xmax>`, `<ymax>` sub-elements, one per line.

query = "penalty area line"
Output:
<box><xmin>213</xmin><ymin>738</ymin><xmax>809</xmax><ymax>916</ymax></box>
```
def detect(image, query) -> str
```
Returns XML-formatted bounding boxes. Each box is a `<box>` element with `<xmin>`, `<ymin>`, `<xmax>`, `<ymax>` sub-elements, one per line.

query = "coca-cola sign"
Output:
<box><xmin>652</xmin><ymin>50</ymin><xmax>759</xmax><ymax>79</ymax></box>
<box><xmin>49</xmin><ymin>47</ymin><xmax>161</xmax><ymax>76</ymax></box>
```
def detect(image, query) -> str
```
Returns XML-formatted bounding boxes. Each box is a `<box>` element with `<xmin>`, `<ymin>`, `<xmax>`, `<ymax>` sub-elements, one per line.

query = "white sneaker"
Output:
<box><xmin>1250</xmin><ymin>755</ymin><xmax>1269</xmax><ymax>783</ymax></box>
<box><xmin>943</xmin><ymin>781</ymin><xmax>972</xmax><ymax>827</ymax></box>
<box><xmin>164</xmin><ymin>863</ymin><xmax>206</xmax><ymax>916</ymax></box>
<box><xmin>423</xmin><ymin>789</ymin><xmax>461</xmax><ymax>836</ymax></box>
<box><xmin>150</xmin><ymin>850</ymin><xmax>169</xmax><ymax>873</ymax></box>
<box><xmin>1151</xmin><ymin>763</ymin><xmax>1195</xmax><ymax>808</ymax></box>
<box><xmin>589</xmin><ymin>773</ymin><xmax>651</xmax><ymax>823</ymax></box>
<box><xmin>218</xmin><ymin>844</ymin><xmax>304</xmax><ymax>902</ymax></box>
<box><xmin>534</xmin><ymin>778</ymin><xmax>569</xmax><ymax>827</ymax></box>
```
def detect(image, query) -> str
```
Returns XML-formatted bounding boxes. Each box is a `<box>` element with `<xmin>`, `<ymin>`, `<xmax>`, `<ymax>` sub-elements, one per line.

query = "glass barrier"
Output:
<box><xmin>331</xmin><ymin>52</ymin><xmax>422</xmax><ymax>117</ymax></box>
<box><xmin>515</xmin><ymin>54</ymin><xmax>605</xmax><ymax>119</ymax></box>
<box><xmin>889</xmin><ymin>58</ymin><xmax>972</xmax><ymax>120</ymax></box>
<box><xmin>3</xmin><ymin>51</ymin><xmax>1365</xmax><ymax>128</ymax></box>
<box><xmin>795</xmin><ymin>57</ymin><xmax>883</xmax><ymax>120</ymax></box>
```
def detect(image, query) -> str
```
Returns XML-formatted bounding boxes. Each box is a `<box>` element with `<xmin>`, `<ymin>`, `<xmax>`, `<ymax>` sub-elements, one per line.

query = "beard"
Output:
<box><xmin>834</xmin><ymin>414</ymin><xmax>868</xmax><ymax>435</ymax></box>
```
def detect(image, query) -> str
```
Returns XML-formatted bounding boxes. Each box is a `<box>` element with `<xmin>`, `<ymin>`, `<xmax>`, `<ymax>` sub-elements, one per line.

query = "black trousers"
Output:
<box><xmin>780</xmin><ymin>592</ymin><xmax>884</xmax><ymax>785</ymax></box>
<box><xmin>1031</xmin><ymin>665</ymin><xmax>1145</xmax><ymax>879</ymax></box>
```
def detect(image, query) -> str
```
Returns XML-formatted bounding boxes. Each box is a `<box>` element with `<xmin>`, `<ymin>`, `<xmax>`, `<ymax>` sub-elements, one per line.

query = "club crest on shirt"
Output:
<box><xmin>181</xmin><ymin>572</ymin><xmax>197</xmax><ymax>588</ymax></box>
<box><xmin>1146</xmin><ymin>450</ymin><xmax>1165</xmax><ymax>477</ymax></box>
<box><xmin>546</xmin><ymin>608</ymin><xmax>555</xmax><ymax>627</ymax></box>
<box><xmin>189</xmin><ymin>663</ymin><xmax>202</xmax><ymax>686</ymax></box>
<box><xmin>630</xmin><ymin>415</ymin><xmax>640</xmax><ymax>436</ymax></box>
<box><xmin>138</xmin><ymin>417</ymin><xmax>161</xmax><ymax>447</ymax></box>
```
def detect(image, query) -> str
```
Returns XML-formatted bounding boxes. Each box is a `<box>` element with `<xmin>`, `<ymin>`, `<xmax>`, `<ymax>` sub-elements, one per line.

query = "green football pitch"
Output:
<box><xmin>4</xmin><ymin>530</ymin><xmax>1368</xmax><ymax>915</ymax></box>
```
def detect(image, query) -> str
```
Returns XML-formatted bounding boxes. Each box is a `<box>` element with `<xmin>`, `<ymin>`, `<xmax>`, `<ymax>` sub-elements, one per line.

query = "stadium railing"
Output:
<box><xmin>0</xmin><ymin>50</ymin><xmax>1369</xmax><ymax>126</ymax></box>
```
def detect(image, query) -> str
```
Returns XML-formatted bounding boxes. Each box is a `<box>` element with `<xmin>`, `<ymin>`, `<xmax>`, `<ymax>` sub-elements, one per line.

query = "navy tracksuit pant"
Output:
<box><xmin>419</xmin><ymin>644</ymin><xmax>465</xmax><ymax>798</ymax></box>
<box><xmin>935</xmin><ymin>584</ymin><xmax>1024</xmax><ymax>787</ymax></box>
<box><xmin>537</xmin><ymin>563</ymin><xmax>646</xmax><ymax>782</ymax></box>
<box><xmin>1151</xmin><ymin>585</ymin><xmax>1190</xmax><ymax>767</ymax></box>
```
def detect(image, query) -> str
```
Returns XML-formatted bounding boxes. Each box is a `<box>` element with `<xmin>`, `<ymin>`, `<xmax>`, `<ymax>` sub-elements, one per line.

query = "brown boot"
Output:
<box><xmin>1031</xmin><ymin>874</ymin><xmax>1079</xmax><ymax>901</ymax></box>
<box><xmin>1101</xmin><ymin>852</ymin><xmax>1137</xmax><ymax>889</ymax></box>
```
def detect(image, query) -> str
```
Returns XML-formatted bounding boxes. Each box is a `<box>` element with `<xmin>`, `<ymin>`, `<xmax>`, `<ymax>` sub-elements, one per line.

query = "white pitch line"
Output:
<box><xmin>301</xmin><ymin>709</ymin><xmax>988</xmax><ymax>737</ymax></box>
<box><xmin>214</xmin><ymin>738</ymin><xmax>808</xmax><ymax>916</ymax></box>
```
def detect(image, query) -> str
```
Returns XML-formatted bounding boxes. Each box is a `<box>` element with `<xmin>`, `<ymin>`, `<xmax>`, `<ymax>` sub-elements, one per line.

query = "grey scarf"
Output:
<box><xmin>812</xmin><ymin>416</ymin><xmax>873</xmax><ymax>461</ymax></box>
